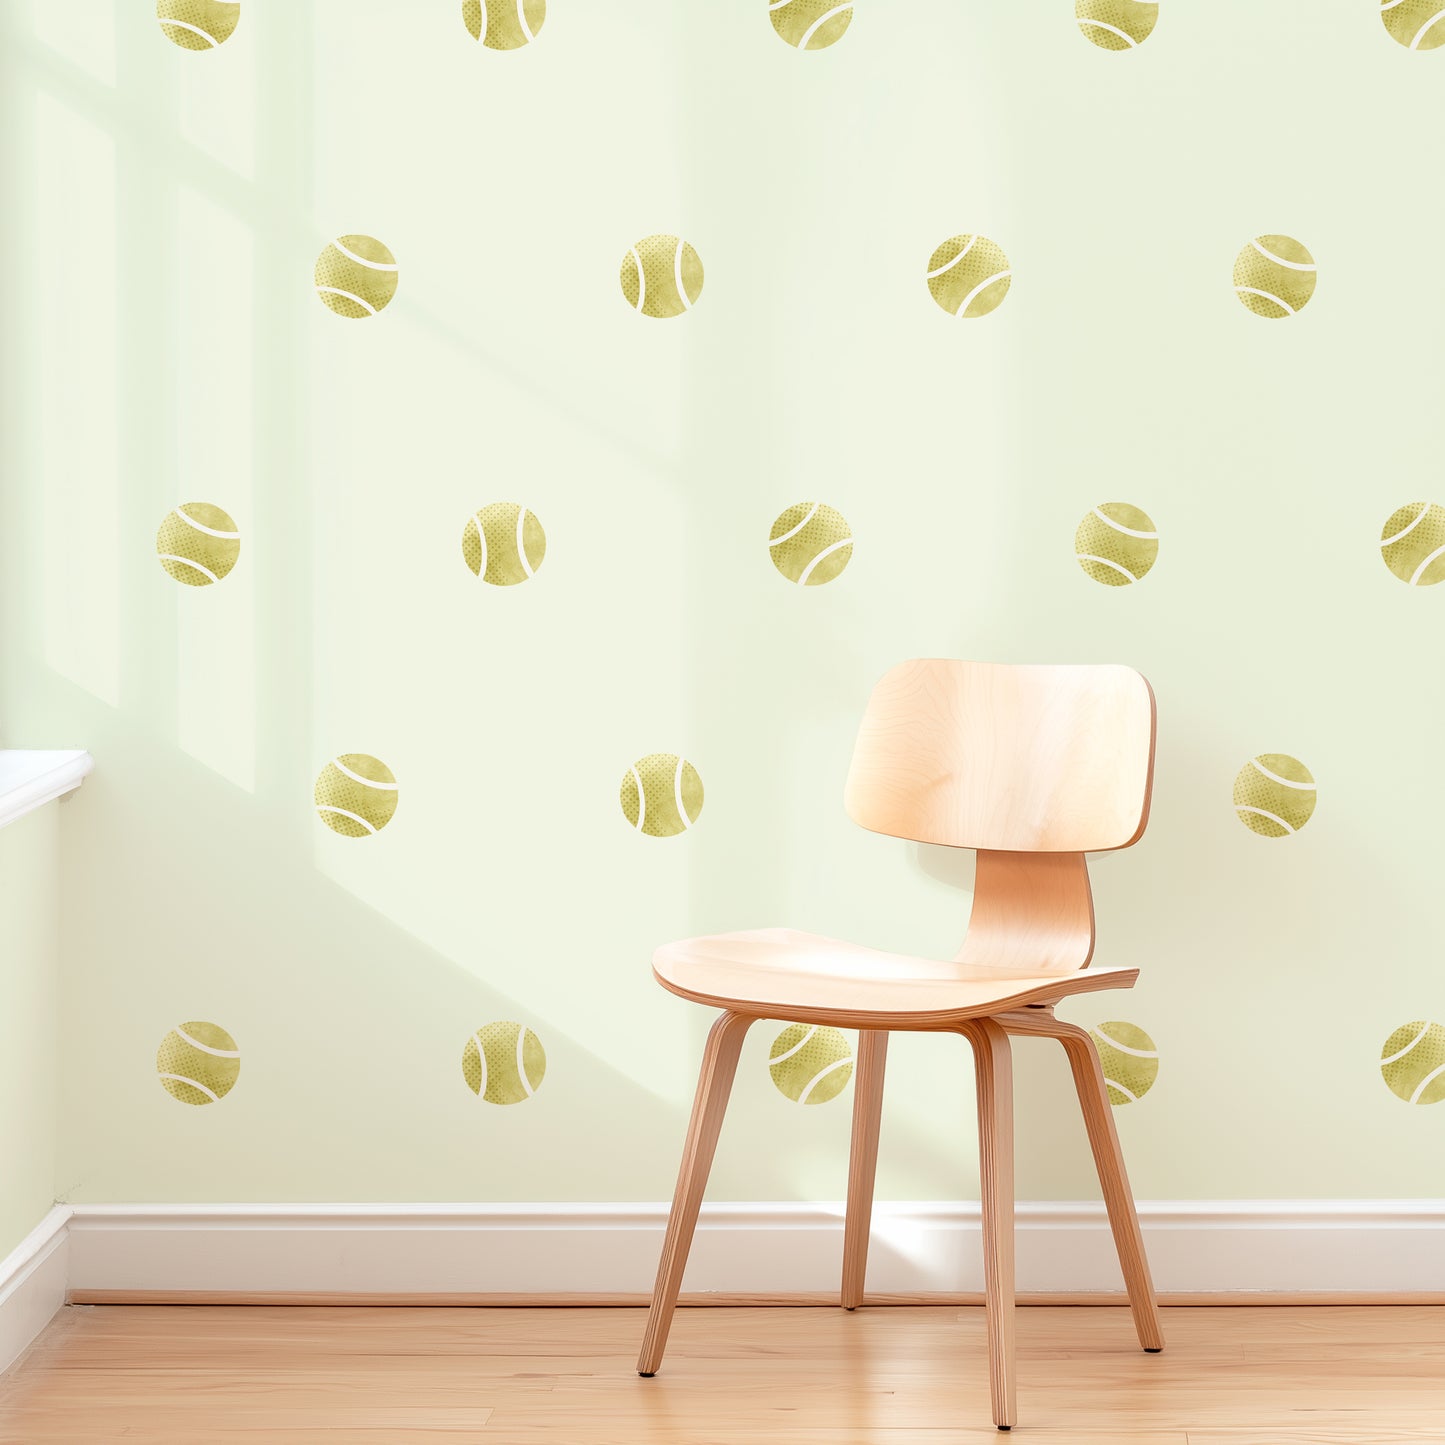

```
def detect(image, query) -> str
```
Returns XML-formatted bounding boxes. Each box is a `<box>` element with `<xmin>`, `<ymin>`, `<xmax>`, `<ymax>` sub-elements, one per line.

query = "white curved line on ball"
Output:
<box><xmin>630</xmin><ymin>766</ymin><xmax>646</xmax><ymax>832</ymax></box>
<box><xmin>175</xmin><ymin>507</ymin><xmax>240</xmax><ymax>539</ymax></box>
<box><xmin>673</xmin><ymin>756</ymin><xmax>693</xmax><ymax>830</ymax></box>
<box><xmin>628</xmin><ymin>248</ymin><xmax>646</xmax><ymax>313</ymax></box>
<box><xmin>1248</xmin><ymin>759</ymin><xmax>1314</xmax><ymax>791</ymax></box>
<box><xmin>175</xmin><ymin>1027</ymin><xmax>240</xmax><ymax>1058</ymax></box>
<box><xmin>472</xmin><ymin>513</ymin><xmax>490</xmax><ymax>580</ymax></box>
<box><xmin>956</xmin><ymin>269</ymin><xmax>1011</xmax><ymax>317</ymax></box>
<box><xmin>1412</xmin><ymin>10</ymin><xmax>1445</xmax><ymax>47</ymax></box>
<box><xmin>317</xmin><ymin>805</ymin><xmax>378</xmax><ymax>833</ymax></box>
<box><xmin>473</xmin><ymin>1032</ymin><xmax>489</xmax><ymax>1098</ymax></box>
<box><xmin>799</xmin><ymin>537</ymin><xmax>852</xmax><ymax>584</ymax></box>
<box><xmin>1250</xmin><ymin>239</ymin><xmax>1315</xmax><ymax>272</ymax></box>
<box><xmin>1381</xmin><ymin>502</ymin><xmax>1429</xmax><ymax>548</ymax></box>
<box><xmin>1078</xmin><ymin>19</ymin><xmax>1138</xmax><ymax>46</ymax></box>
<box><xmin>331</xmin><ymin>238</ymin><xmax>397</xmax><ymax>272</ymax></box>
<box><xmin>1381</xmin><ymin>1022</ymin><xmax>1431</xmax><ymax>1066</ymax></box>
<box><xmin>770</xmin><ymin>503</ymin><xmax>819</xmax><ymax>548</ymax></box>
<box><xmin>1092</xmin><ymin>507</ymin><xmax>1157</xmax><ymax>539</ymax></box>
<box><xmin>1381</xmin><ymin>0</ymin><xmax>1408</xmax><ymax>10</ymax></box>
<box><xmin>1234</xmin><ymin>286</ymin><xmax>1293</xmax><ymax>316</ymax></box>
<box><xmin>158</xmin><ymin>554</ymin><xmax>219</xmax><ymax>583</ymax></box>
<box><xmin>515</xmin><ymin>508</ymin><xmax>534</xmax><ymax>578</ymax></box>
<box><xmin>515</xmin><ymin>0</ymin><xmax>536</xmax><ymax>43</ymax></box>
<box><xmin>1410</xmin><ymin>543</ymin><xmax>1445</xmax><ymax>585</ymax></box>
<box><xmin>1236</xmin><ymin>805</ymin><xmax>1294</xmax><ymax>834</ymax></box>
<box><xmin>673</xmin><ymin>238</ymin><xmax>692</xmax><ymax>312</ymax></box>
<box><xmin>332</xmin><ymin>758</ymin><xmax>397</xmax><ymax>790</ymax></box>
<box><xmin>1075</xmin><ymin>553</ymin><xmax>1137</xmax><ymax>582</ymax></box>
<box><xmin>927</xmin><ymin>234</ymin><xmax>977</xmax><ymax>279</ymax></box>
<box><xmin>770</xmin><ymin>1025</ymin><xmax>818</xmax><ymax>1067</ymax></box>
<box><xmin>799</xmin><ymin>2</ymin><xmax>853</xmax><ymax>48</ymax></box>
<box><xmin>768</xmin><ymin>0</ymin><xmax>791</xmax><ymax>8</ymax></box>
<box><xmin>1410</xmin><ymin>1061</ymin><xmax>1445</xmax><ymax>1104</ymax></box>
<box><xmin>517</xmin><ymin>1027</ymin><xmax>535</xmax><ymax>1096</ymax></box>
<box><xmin>798</xmin><ymin>1056</ymin><xmax>853</xmax><ymax>1105</ymax></box>
<box><xmin>1092</xmin><ymin>1029</ymin><xmax>1157</xmax><ymax>1060</ymax></box>
<box><xmin>1103</xmin><ymin>1076</ymin><xmax>1140</xmax><ymax>1103</ymax></box>
<box><xmin>316</xmin><ymin>285</ymin><xmax>376</xmax><ymax>315</ymax></box>
<box><xmin>158</xmin><ymin>1072</ymin><xmax>220</xmax><ymax>1101</ymax></box>
<box><xmin>159</xmin><ymin>20</ymin><xmax>220</xmax><ymax>46</ymax></box>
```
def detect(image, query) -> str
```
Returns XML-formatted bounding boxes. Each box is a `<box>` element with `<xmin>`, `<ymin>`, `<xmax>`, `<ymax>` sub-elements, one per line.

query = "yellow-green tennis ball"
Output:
<box><xmin>620</xmin><ymin>753</ymin><xmax>703</xmax><ymax>837</ymax></box>
<box><xmin>1380</xmin><ymin>1021</ymin><xmax>1445</xmax><ymax>1105</ymax></box>
<box><xmin>620</xmin><ymin>234</ymin><xmax>704</xmax><ymax>319</ymax></box>
<box><xmin>157</xmin><ymin>0</ymin><xmax>240</xmax><ymax>50</ymax></box>
<box><xmin>1380</xmin><ymin>502</ymin><xmax>1445</xmax><ymax>586</ymax></box>
<box><xmin>156</xmin><ymin>1021</ymin><xmax>240</xmax><ymax>1106</ymax></box>
<box><xmin>1233</xmin><ymin>754</ymin><xmax>1316</xmax><ymax>838</ymax></box>
<box><xmin>1076</xmin><ymin>0</ymin><xmax>1158</xmax><ymax>50</ymax></box>
<box><xmin>769</xmin><ymin>1024</ymin><xmax>855</xmax><ymax>1105</ymax></box>
<box><xmin>315</xmin><ymin>754</ymin><xmax>398</xmax><ymax>838</ymax></box>
<box><xmin>463</xmin><ymin>0</ymin><xmax>545</xmax><ymax>48</ymax></box>
<box><xmin>926</xmin><ymin>234</ymin><xmax>1012</xmax><ymax>319</ymax></box>
<box><xmin>156</xmin><ymin>502</ymin><xmax>240</xmax><ymax>587</ymax></box>
<box><xmin>1074</xmin><ymin>502</ymin><xmax>1157</xmax><ymax>587</ymax></box>
<box><xmin>314</xmin><ymin>235</ymin><xmax>398</xmax><ymax>320</ymax></box>
<box><xmin>1090</xmin><ymin>1021</ymin><xmax>1158</xmax><ymax>1106</ymax></box>
<box><xmin>1381</xmin><ymin>1</ymin><xmax>1445</xmax><ymax>51</ymax></box>
<box><xmin>1233</xmin><ymin>235</ymin><xmax>1316</xmax><ymax>319</ymax></box>
<box><xmin>463</xmin><ymin>1022</ymin><xmax>546</xmax><ymax>1104</ymax></box>
<box><xmin>770</xmin><ymin>0</ymin><xmax>854</xmax><ymax>50</ymax></box>
<box><xmin>462</xmin><ymin>503</ymin><xmax>546</xmax><ymax>585</ymax></box>
<box><xmin>769</xmin><ymin>502</ymin><xmax>854</xmax><ymax>586</ymax></box>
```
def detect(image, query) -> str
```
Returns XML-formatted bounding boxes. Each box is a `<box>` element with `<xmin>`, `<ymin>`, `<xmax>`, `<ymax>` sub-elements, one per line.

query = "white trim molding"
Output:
<box><xmin>0</xmin><ymin>750</ymin><xmax>93</xmax><ymax>831</ymax></box>
<box><xmin>0</xmin><ymin>1207</ymin><xmax>71</xmax><ymax>1374</ymax></box>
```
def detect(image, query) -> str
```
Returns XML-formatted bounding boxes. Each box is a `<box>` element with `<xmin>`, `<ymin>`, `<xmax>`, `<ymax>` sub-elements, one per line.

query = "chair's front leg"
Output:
<box><xmin>841</xmin><ymin>1029</ymin><xmax>889</xmax><ymax>1310</ymax></box>
<box><xmin>960</xmin><ymin>1018</ymin><xmax>1017</xmax><ymax>1431</ymax></box>
<box><xmin>638</xmin><ymin>1010</ymin><xmax>754</xmax><ymax>1377</ymax></box>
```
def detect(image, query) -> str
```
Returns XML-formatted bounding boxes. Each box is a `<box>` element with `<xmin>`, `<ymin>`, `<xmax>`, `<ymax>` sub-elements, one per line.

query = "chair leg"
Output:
<box><xmin>959</xmin><ymin>1018</ymin><xmax>1017</xmax><ymax>1431</ymax></box>
<box><xmin>637</xmin><ymin>1010</ymin><xmax>754</xmax><ymax>1377</ymax></box>
<box><xmin>841</xmin><ymin>1029</ymin><xmax>888</xmax><ymax>1310</ymax></box>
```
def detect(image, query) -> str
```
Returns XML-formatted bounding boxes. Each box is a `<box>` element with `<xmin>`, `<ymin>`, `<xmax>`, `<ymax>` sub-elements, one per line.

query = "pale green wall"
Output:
<box><xmin>2</xmin><ymin>1</ymin><xmax>1442</xmax><ymax>1207</ymax></box>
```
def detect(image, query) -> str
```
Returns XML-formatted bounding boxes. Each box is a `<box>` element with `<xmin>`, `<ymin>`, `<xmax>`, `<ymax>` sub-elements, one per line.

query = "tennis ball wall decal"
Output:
<box><xmin>1380</xmin><ymin>1021</ymin><xmax>1445</xmax><ymax>1105</ymax></box>
<box><xmin>157</xmin><ymin>0</ymin><xmax>240</xmax><ymax>50</ymax></box>
<box><xmin>770</xmin><ymin>0</ymin><xmax>854</xmax><ymax>50</ymax></box>
<box><xmin>156</xmin><ymin>1021</ymin><xmax>240</xmax><ymax>1105</ymax></box>
<box><xmin>463</xmin><ymin>1022</ymin><xmax>546</xmax><ymax>1104</ymax></box>
<box><xmin>769</xmin><ymin>503</ymin><xmax>854</xmax><ymax>585</ymax></box>
<box><xmin>314</xmin><ymin>235</ymin><xmax>398</xmax><ymax>319</ymax></box>
<box><xmin>315</xmin><ymin>754</ymin><xmax>398</xmax><ymax>838</ymax></box>
<box><xmin>156</xmin><ymin>503</ymin><xmax>240</xmax><ymax>586</ymax></box>
<box><xmin>926</xmin><ymin>234</ymin><xmax>1012</xmax><ymax>319</ymax></box>
<box><xmin>464</xmin><ymin>0</ymin><xmax>545</xmax><ymax>48</ymax></box>
<box><xmin>1233</xmin><ymin>754</ymin><xmax>1316</xmax><ymax>838</ymax></box>
<box><xmin>1090</xmin><ymin>1022</ymin><xmax>1158</xmax><ymax>1105</ymax></box>
<box><xmin>1076</xmin><ymin>0</ymin><xmax>1158</xmax><ymax>50</ymax></box>
<box><xmin>1381</xmin><ymin>0</ymin><xmax>1445</xmax><ymax>50</ymax></box>
<box><xmin>462</xmin><ymin>504</ymin><xmax>546</xmax><ymax>585</ymax></box>
<box><xmin>620</xmin><ymin>235</ymin><xmax>703</xmax><ymax>319</ymax></box>
<box><xmin>1233</xmin><ymin>235</ymin><xmax>1316</xmax><ymax>318</ymax></box>
<box><xmin>1074</xmin><ymin>503</ymin><xmax>1158</xmax><ymax>587</ymax></box>
<box><xmin>1380</xmin><ymin>503</ymin><xmax>1445</xmax><ymax>586</ymax></box>
<box><xmin>769</xmin><ymin>1024</ymin><xmax>855</xmax><ymax>1104</ymax></box>
<box><xmin>621</xmin><ymin>754</ymin><xmax>703</xmax><ymax>837</ymax></box>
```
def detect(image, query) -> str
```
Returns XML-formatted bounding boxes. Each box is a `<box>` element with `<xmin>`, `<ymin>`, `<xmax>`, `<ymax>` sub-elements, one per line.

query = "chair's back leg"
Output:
<box><xmin>841</xmin><ymin>1029</ymin><xmax>889</xmax><ymax>1310</ymax></box>
<box><xmin>637</xmin><ymin>1010</ymin><xmax>754</xmax><ymax>1377</ymax></box>
<box><xmin>959</xmin><ymin>1018</ymin><xmax>1017</xmax><ymax>1430</ymax></box>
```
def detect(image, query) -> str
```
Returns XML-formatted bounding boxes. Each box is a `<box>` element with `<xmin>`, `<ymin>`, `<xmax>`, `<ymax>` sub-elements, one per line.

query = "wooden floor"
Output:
<box><xmin>2</xmin><ymin>1304</ymin><xmax>1443</xmax><ymax>1442</ymax></box>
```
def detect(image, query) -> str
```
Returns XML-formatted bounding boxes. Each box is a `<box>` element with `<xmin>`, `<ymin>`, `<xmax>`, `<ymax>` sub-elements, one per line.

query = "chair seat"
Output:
<box><xmin>653</xmin><ymin>927</ymin><xmax>1138</xmax><ymax>1029</ymax></box>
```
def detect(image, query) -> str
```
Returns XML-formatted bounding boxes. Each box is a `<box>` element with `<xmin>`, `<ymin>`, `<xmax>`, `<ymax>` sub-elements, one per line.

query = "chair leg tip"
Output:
<box><xmin>638</xmin><ymin>1371</ymin><xmax>656</xmax><ymax>1378</ymax></box>
<box><xmin>1144</xmin><ymin>1347</ymin><xmax>1162</xmax><ymax>1354</ymax></box>
<box><xmin>997</xmin><ymin>1426</ymin><xmax>1011</xmax><ymax>1432</ymax></box>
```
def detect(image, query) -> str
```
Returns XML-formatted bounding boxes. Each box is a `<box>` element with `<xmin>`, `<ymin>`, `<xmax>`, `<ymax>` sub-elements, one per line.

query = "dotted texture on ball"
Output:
<box><xmin>1233</xmin><ymin>754</ymin><xmax>1316</xmax><ymax>838</ymax></box>
<box><xmin>315</xmin><ymin>235</ymin><xmax>398</xmax><ymax>319</ymax></box>
<box><xmin>156</xmin><ymin>1021</ymin><xmax>240</xmax><ymax>1105</ymax></box>
<box><xmin>1075</xmin><ymin>0</ymin><xmax>1158</xmax><ymax>50</ymax></box>
<box><xmin>769</xmin><ymin>502</ymin><xmax>854</xmax><ymax>585</ymax></box>
<box><xmin>620</xmin><ymin>753</ymin><xmax>704</xmax><ymax>837</ymax></box>
<box><xmin>462</xmin><ymin>504</ymin><xmax>547</xmax><ymax>585</ymax></box>
<box><xmin>770</xmin><ymin>0</ymin><xmax>854</xmax><ymax>50</ymax></box>
<box><xmin>1380</xmin><ymin>503</ymin><xmax>1445</xmax><ymax>586</ymax></box>
<box><xmin>1381</xmin><ymin>0</ymin><xmax>1445</xmax><ymax>51</ymax></box>
<box><xmin>1074</xmin><ymin>503</ymin><xmax>1158</xmax><ymax>587</ymax></box>
<box><xmin>769</xmin><ymin>1024</ymin><xmax>855</xmax><ymax>1104</ymax></box>
<box><xmin>1380</xmin><ymin>1021</ymin><xmax>1445</xmax><ymax>1105</ymax></box>
<box><xmin>156</xmin><ymin>502</ymin><xmax>240</xmax><ymax>587</ymax></box>
<box><xmin>463</xmin><ymin>1021</ymin><xmax>547</xmax><ymax>1104</ymax></box>
<box><xmin>463</xmin><ymin>0</ymin><xmax>546</xmax><ymax>48</ymax></box>
<box><xmin>157</xmin><ymin>0</ymin><xmax>240</xmax><ymax>50</ymax></box>
<box><xmin>1233</xmin><ymin>235</ymin><xmax>1316</xmax><ymax>318</ymax></box>
<box><xmin>315</xmin><ymin>754</ymin><xmax>398</xmax><ymax>837</ymax></box>
<box><xmin>620</xmin><ymin>235</ymin><xmax>704</xmax><ymax>318</ymax></box>
<box><xmin>926</xmin><ymin>234</ymin><xmax>1012</xmax><ymax>319</ymax></box>
<box><xmin>1091</xmin><ymin>1021</ymin><xmax>1158</xmax><ymax>1105</ymax></box>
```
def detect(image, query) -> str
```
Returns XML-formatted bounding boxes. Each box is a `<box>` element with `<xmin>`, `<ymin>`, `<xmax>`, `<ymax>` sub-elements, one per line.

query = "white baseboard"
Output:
<box><xmin>0</xmin><ymin>1207</ymin><xmax>70</xmax><ymax>1374</ymax></box>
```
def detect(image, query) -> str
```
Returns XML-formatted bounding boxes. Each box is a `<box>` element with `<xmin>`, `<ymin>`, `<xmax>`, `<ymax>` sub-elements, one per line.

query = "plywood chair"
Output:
<box><xmin>636</xmin><ymin>659</ymin><xmax>1164</xmax><ymax>1429</ymax></box>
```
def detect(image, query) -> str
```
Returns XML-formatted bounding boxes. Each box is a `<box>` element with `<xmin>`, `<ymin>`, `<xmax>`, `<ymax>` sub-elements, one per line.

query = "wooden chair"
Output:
<box><xmin>636</xmin><ymin>659</ymin><xmax>1164</xmax><ymax>1429</ymax></box>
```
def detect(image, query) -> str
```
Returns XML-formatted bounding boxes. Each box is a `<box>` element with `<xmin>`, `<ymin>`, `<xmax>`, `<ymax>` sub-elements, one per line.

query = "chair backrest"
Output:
<box><xmin>844</xmin><ymin>659</ymin><xmax>1156</xmax><ymax>854</ymax></box>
